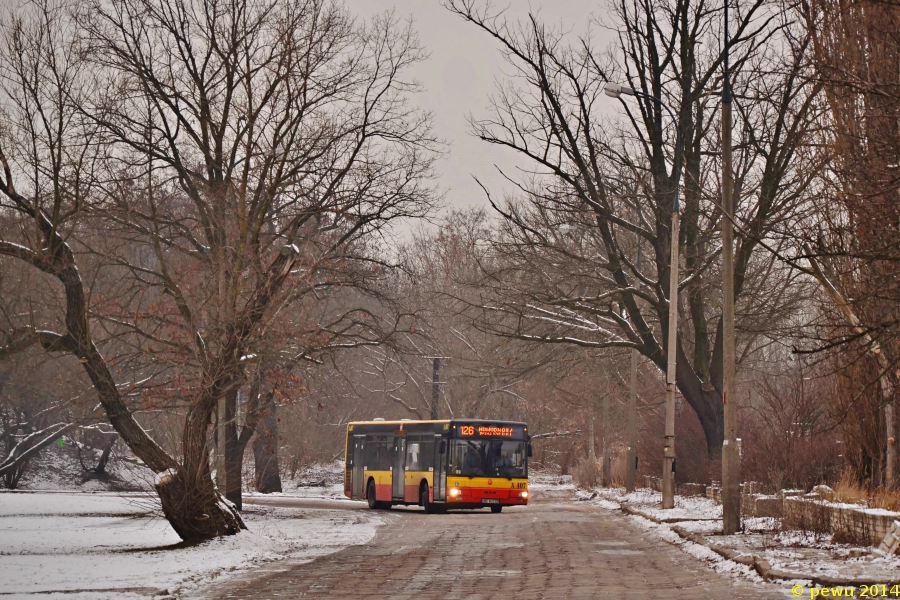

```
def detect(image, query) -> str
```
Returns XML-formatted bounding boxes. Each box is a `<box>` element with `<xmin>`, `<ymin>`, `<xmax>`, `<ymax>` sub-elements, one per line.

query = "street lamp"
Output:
<box><xmin>605</xmin><ymin>81</ymin><xmax>683</xmax><ymax>509</ymax></box>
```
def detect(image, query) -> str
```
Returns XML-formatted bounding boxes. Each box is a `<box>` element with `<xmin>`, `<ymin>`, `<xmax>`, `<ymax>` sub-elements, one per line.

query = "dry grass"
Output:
<box><xmin>832</xmin><ymin>472</ymin><xmax>900</xmax><ymax>511</ymax></box>
<box><xmin>572</xmin><ymin>458</ymin><xmax>601</xmax><ymax>490</ymax></box>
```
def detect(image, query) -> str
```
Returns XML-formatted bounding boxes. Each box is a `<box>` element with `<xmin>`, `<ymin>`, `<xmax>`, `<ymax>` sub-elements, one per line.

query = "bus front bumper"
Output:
<box><xmin>446</xmin><ymin>487</ymin><xmax>529</xmax><ymax>506</ymax></box>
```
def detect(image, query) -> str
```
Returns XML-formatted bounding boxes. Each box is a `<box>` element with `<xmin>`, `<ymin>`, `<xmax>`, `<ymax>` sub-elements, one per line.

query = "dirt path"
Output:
<box><xmin>204</xmin><ymin>488</ymin><xmax>788</xmax><ymax>599</ymax></box>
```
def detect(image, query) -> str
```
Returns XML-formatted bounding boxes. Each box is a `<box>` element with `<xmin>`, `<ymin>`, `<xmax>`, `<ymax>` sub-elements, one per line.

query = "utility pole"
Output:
<box><xmin>662</xmin><ymin>208</ymin><xmax>680</xmax><ymax>509</ymax></box>
<box><xmin>721</xmin><ymin>0</ymin><xmax>741</xmax><ymax>535</ymax></box>
<box><xmin>603</xmin><ymin>83</ymin><xmax>682</xmax><ymax>508</ymax></box>
<box><xmin>430</xmin><ymin>357</ymin><xmax>441</xmax><ymax>420</ymax></box>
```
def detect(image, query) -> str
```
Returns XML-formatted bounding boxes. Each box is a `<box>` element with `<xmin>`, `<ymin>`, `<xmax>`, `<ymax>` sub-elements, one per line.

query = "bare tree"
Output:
<box><xmin>444</xmin><ymin>0</ymin><xmax>821</xmax><ymax>461</ymax></box>
<box><xmin>740</xmin><ymin>347</ymin><xmax>842</xmax><ymax>490</ymax></box>
<box><xmin>0</xmin><ymin>368</ymin><xmax>76</xmax><ymax>487</ymax></box>
<box><xmin>801</xmin><ymin>0</ymin><xmax>900</xmax><ymax>488</ymax></box>
<box><xmin>0</xmin><ymin>0</ymin><xmax>436</xmax><ymax>539</ymax></box>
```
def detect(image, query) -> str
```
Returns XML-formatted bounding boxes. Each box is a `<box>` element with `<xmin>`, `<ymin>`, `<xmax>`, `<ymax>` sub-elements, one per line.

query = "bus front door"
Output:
<box><xmin>433</xmin><ymin>434</ymin><xmax>446</xmax><ymax>501</ymax></box>
<box><xmin>352</xmin><ymin>435</ymin><xmax>365</xmax><ymax>498</ymax></box>
<box><xmin>392</xmin><ymin>437</ymin><xmax>406</xmax><ymax>500</ymax></box>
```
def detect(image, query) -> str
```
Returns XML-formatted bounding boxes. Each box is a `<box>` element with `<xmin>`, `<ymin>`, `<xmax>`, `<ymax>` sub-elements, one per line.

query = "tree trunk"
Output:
<box><xmin>78</xmin><ymin>433</ymin><xmax>118</xmax><ymax>474</ymax></box>
<box><xmin>155</xmin><ymin>468</ymin><xmax>244</xmax><ymax>541</ymax></box>
<box><xmin>686</xmin><ymin>386</ymin><xmax>725</xmax><ymax>459</ymax></box>
<box><xmin>2</xmin><ymin>422</ymin><xmax>75</xmax><ymax>487</ymax></box>
<box><xmin>253</xmin><ymin>395</ymin><xmax>282</xmax><ymax>494</ymax></box>
<box><xmin>676</xmin><ymin>367</ymin><xmax>726</xmax><ymax>461</ymax></box>
<box><xmin>169</xmin><ymin>381</ymin><xmax>246</xmax><ymax>541</ymax></box>
<box><xmin>886</xmin><ymin>401</ymin><xmax>897</xmax><ymax>490</ymax></box>
<box><xmin>3</xmin><ymin>458</ymin><xmax>28</xmax><ymax>489</ymax></box>
<box><xmin>224</xmin><ymin>438</ymin><xmax>245</xmax><ymax>510</ymax></box>
<box><xmin>94</xmin><ymin>435</ymin><xmax>116</xmax><ymax>474</ymax></box>
<box><xmin>224</xmin><ymin>380</ymin><xmax>282</xmax><ymax>509</ymax></box>
<box><xmin>653</xmin><ymin>311</ymin><xmax>726</xmax><ymax>461</ymax></box>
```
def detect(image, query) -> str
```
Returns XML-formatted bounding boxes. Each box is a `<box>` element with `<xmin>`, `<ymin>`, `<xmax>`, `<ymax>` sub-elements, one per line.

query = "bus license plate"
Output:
<box><xmin>482</xmin><ymin>499</ymin><xmax>500</xmax><ymax>504</ymax></box>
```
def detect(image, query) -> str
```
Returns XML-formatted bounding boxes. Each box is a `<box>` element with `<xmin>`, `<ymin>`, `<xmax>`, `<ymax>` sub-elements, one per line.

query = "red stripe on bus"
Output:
<box><xmin>375</xmin><ymin>483</ymin><xmax>392</xmax><ymax>502</ymax></box>
<box><xmin>448</xmin><ymin>487</ymin><xmax>528</xmax><ymax>504</ymax></box>
<box><xmin>404</xmin><ymin>484</ymin><xmax>421</xmax><ymax>503</ymax></box>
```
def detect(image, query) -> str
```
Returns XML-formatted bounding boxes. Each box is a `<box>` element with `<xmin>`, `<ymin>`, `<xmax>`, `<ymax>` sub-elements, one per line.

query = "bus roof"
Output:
<box><xmin>347</xmin><ymin>418</ymin><xmax>527</xmax><ymax>427</ymax></box>
<box><xmin>347</xmin><ymin>419</ymin><xmax>449</xmax><ymax>426</ymax></box>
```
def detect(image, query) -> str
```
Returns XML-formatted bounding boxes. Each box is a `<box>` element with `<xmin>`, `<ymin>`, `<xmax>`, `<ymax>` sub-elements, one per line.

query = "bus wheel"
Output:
<box><xmin>420</xmin><ymin>482</ymin><xmax>435</xmax><ymax>514</ymax></box>
<box><xmin>491</xmin><ymin>505</ymin><xmax>502</xmax><ymax>514</ymax></box>
<box><xmin>367</xmin><ymin>480</ymin><xmax>378</xmax><ymax>510</ymax></box>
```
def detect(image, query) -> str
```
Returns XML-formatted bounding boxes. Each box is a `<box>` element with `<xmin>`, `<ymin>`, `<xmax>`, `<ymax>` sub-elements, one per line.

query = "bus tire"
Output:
<box><xmin>367</xmin><ymin>480</ymin><xmax>392</xmax><ymax>510</ymax></box>
<box><xmin>491</xmin><ymin>505</ymin><xmax>502</xmax><ymax>514</ymax></box>
<box><xmin>367</xmin><ymin>480</ymin><xmax>378</xmax><ymax>510</ymax></box>
<box><xmin>421</xmin><ymin>482</ymin><xmax>435</xmax><ymax>514</ymax></box>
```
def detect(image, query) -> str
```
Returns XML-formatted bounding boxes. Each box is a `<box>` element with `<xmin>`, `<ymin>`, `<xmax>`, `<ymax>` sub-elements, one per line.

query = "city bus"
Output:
<box><xmin>343</xmin><ymin>419</ymin><xmax>531</xmax><ymax>513</ymax></box>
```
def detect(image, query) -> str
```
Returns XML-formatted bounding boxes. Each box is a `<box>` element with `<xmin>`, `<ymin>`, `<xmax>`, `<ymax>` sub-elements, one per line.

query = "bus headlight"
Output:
<box><xmin>449</xmin><ymin>487</ymin><xmax>461</xmax><ymax>498</ymax></box>
<box><xmin>520</xmin><ymin>491</ymin><xmax>528</xmax><ymax>498</ymax></box>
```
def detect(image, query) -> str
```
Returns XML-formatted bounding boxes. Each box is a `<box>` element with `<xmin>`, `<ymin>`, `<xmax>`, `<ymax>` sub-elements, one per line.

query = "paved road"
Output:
<box><xmin>208</xmin><ymin>489</ymin><xmax>789</xmax><ymax>599</ymax></box>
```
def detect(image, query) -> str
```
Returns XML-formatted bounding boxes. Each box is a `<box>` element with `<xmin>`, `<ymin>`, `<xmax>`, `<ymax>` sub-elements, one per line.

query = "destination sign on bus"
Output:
<box><xmin>460</xmin><ymin>425</ymin><xmax>514</xmax><ymax>437</ymax></box>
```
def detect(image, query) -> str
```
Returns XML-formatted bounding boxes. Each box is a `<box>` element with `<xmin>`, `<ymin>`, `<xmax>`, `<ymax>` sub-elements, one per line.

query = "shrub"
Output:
<box><xmin>572</xmin><ymin>458</ymin><xmax>601</xmax><ymax>490</ymax></box>
<box><xmin>833</xmin><ymin>471</ymin><xmax>900</xmax><ymax>511</ymax></box>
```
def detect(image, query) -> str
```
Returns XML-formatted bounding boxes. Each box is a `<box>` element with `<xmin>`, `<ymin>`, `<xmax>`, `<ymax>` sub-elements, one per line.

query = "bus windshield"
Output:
<box><xmin>450</xmin><ymin>439</ymin><xmax>527</xmax><ymax>478</ymax></box>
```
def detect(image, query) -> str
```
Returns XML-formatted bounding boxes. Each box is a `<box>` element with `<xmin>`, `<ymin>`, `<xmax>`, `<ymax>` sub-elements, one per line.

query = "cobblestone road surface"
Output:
<box><xmin>207</xmin><ymin>489</ymin><xmax>789</xmax><ymax>599</ymax></box>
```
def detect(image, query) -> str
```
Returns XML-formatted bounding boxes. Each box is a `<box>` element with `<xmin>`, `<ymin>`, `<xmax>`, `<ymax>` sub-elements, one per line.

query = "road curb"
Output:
<box><xmin>619</xmin><ymin>504</ymin><xmax>719</xmax><ymax>524</ymax></box>
<box><xmin>617</xmin><ymin>501</ymin><xmax>899</xmax><ymax>587</ymax></box>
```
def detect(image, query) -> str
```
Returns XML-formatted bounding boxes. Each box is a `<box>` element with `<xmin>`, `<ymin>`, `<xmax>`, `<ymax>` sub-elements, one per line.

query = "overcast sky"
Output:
<box><xmin>348</xmin><ymin>0</ymin><xmax>616</xmax><ymax>214</ymax></box>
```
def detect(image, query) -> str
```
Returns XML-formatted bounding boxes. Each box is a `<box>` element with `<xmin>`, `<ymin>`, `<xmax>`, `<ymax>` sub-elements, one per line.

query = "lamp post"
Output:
<box><xmin>721</xmin><ymin>0</ymin><xmax>741</xmax><ymax>535</ymax></box>
<box><xmin>605</xmin><ymin>82</ymin><xmax>683</xmax><ymax>509</ymax></box>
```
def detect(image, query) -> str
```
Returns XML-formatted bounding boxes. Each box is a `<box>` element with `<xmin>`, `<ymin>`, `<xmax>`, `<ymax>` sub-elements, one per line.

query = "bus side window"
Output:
<box><xmin>420</xmin><ymin>439</ymin><xmax>434</xmax><ymax>472</ymax></box>
<box><xmin>376</xmin><ymin>437</ymin><xmax>391</xmax><ymax>470</ymax></box>
<box><xmin>406</xmin><ymin>436</ymin><xmax>420</xmax><ymax>470</ymax></box>
<box><xmin>364</xmin><ymin>436</ymin><xmax>387</xmax><ymax>470</ymax></box>
<box><xmin>363</xmin><ymin>437</ymin><xmax>375</xmax><ymax>469</ymax></box>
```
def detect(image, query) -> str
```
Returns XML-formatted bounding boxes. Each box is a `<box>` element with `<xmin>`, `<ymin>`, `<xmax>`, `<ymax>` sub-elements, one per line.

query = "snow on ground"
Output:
<box><xmin>244</xmin><ymin>481</ymin><xmax>351</xmax><ymax>502</ymax></box>
<box><xmin>527</xmin><ymin>471</ymin><xmax>576</xmax><ymax>491</ymax></box>
<box><xmin>587</xmin><ymin>486</ymin><xmax>723</xmax><ymax>521</ymax></box>
<box><xmin>258</xmin><ymin>462</ymin><xmax>349</xmax><ymax>501</ymax></box>
<box><xmin>576</xmin><ymin>488</ymin><xmax>765</xmax><ymax>582</ymax></box>
<box><xmin>0</xmin><ymin>491</ymin><xmax>152</xmax><ymax>516</ymax></box>
<box><xmin>624</xmin><ymin>511</ymin><xmax>768</xmax><ymax>583</ymax></box>
<box><xmin>242</xmin><ymin>460</ymin><xmax>356</xmax><ymax>503</ymax></box>
<box><xmin>15</xmin><ymin>444</ymin><xmax>154</xmax><ymax>492</ymax></box>
<box><xmin>579</xmin><ymin>484</ymin><xmax>900</xmax><ymax>587</ymax></box>
<box><xmin>719</xmin><ymin>529</ymin><xmax>900</xmax><ymax>582</ymax></box>
<box><xmin>0</xmin><ymin>490</ymin><xmax>382</xmax><ymax>599</ymax></box>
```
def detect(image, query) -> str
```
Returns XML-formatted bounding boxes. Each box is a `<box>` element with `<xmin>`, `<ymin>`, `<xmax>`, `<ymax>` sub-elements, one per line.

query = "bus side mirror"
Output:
<box><xmin>527</xmin><ymin>444</ymin><xmax>533</xmax><ymax>458</ymax></box>
<box><xmin>438</xmin><ymin>440</ymin><xmax>446</xmax><ymax>454</ymax></box>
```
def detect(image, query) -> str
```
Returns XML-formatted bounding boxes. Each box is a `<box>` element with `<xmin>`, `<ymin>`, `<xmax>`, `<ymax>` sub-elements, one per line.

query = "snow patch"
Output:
<box><xmin>155</xmin><ymin>468</ymin><xmax>178</xmax><ymax>486</ymax></box>
<box><xmin>0</xmin><ymin>492</ymin><xmax>382</xmax><ymax>598</ymax></box>
<box><xmin>624</xmin><ymin>513</ymin><xmax>765</xmax><ymax>582</ymax></box>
